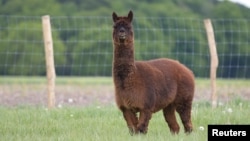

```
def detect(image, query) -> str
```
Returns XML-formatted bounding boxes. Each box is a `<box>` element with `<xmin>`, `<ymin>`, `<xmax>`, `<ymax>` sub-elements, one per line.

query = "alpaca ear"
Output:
<box><xmin>112</xmin><ymin>12</ymin><xmax>118</xmax><ymax>22</ymax></box>
<box><xmin>127</xmin><ymin>10</ymin><xmax>133</xmax><ymax>22</ymax></box>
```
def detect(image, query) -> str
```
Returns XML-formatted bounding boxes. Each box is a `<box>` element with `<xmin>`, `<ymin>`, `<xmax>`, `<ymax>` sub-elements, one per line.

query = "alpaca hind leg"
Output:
<box><xmin>163</xmin><ymin>104</ymin><xmax>180</xmax><ymax>134</ymax></box>
<box><xmin>137</xmin><ymin>110</ymin><xmax>152</xmax><ymax>134</ymax></box>
<box><xmin>122</xmin><ymin>109</ymin><xmax>138</xmax><ymax>135</ymax></box>
<box><xmin>176</xmin><ymin>102</ymin><xmax>193</xmax><ymax>133</ymax></box>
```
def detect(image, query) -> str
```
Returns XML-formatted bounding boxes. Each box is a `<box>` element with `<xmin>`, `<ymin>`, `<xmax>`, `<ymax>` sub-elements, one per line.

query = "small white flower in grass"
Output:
<box><xmin>218</xmin><ymin>102</ymin><xmax>223</xmax><ymax>106</ymax></box>
<box><xmin>199</xmin><ymin>126</ymin><xmax>204</xmax><ymax>131</ymax></box>
<box><xmin>227</xmin><ymin>108</ymin><xmax>233</xmax><ymax>113</ymax></box>
<box><xmin>70</xmin><ymin>114</ymin><xmax>74</xmax><ymax>117</ymax></box>
<box><xmin>239</xmin><ymin>102</ymin><xmax>242</xmax><ymax>107</ymax></box>
<box><xmin>239</xmin><ymin>103</ymin><xmax>243</xmax><ymax>110</ymax></box>
<box><xmin>96</xmin><ymin>106</ymin><xmax>101</xmax><ymax>109</ymax></box>
<box><xmin>68</xmin><ymin>98</ymin><xmax>73</xmax><ymax>103</ymax></box>
<box><xmin>57</xmin><ymin>104</ymin><xmax>62</xmax><ymax>108</ymax></box>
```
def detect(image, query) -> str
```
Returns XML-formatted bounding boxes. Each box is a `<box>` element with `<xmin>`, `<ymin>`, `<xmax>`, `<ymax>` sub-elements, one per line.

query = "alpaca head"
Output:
<box><xmin>112</xmin><ymin>11</ymin><xmax>134</xmax><ymax>44</ymax></box>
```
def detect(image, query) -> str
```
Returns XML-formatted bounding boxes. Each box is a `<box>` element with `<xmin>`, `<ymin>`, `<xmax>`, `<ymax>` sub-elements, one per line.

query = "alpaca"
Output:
<box><xmin>112</xmin><ymin>11</ymin><xmax>195</xmax><ymax>135</ymax></box>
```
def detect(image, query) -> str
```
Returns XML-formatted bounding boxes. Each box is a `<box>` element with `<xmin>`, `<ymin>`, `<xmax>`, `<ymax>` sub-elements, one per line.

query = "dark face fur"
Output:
<box><xmin>112</xmin><ymin>11</ymin><xmax>134</xmax><ymax>44</ymax></box>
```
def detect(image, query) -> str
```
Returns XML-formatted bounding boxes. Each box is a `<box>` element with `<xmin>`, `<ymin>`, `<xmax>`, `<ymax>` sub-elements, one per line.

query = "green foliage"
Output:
<box><xmin>213</xmin><ymin>1</ymin><xmax>244</xmax><ymax>19</ymax></box>
<box><xmin>213</xmin><ymin>19</ymin><xmax>250</xmax><ymax>78</ymax></box>
<box><xmin>0</xmin><ymin>0</ymin><xmax>62</xmax><ymax>16</ymax></box>
<box><xmin>0</xmin><ymin>17</ymin><xmax>66</xmax><ymax>75</ymax></box>
<box><xmin>0</xmin><ymin>0</ymin><xmax>249</xmax><ymax>77</ymax></box>
<box><xmin>0</xmin><ymin>20</ymin><xmax>45</xmax><ymax>75</ymax></box>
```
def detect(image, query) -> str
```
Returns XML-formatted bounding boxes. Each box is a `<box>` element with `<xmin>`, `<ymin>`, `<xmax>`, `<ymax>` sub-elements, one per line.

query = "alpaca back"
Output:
<box><xmin>135</xmin><ymin>58</ymin><xmax>194</xmax><ymax>85</ymax></box>
<box><xmin>134</xmin><ymin>58</ymin><xmax>195</xmax><ymax>112</ymax></box>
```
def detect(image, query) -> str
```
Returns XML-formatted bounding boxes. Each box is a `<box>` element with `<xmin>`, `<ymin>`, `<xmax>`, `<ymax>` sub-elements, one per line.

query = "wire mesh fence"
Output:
<box><xmin>0</xmin><ymin>15</ymin><xmax>249</xmax><ymax>78</ymax></box>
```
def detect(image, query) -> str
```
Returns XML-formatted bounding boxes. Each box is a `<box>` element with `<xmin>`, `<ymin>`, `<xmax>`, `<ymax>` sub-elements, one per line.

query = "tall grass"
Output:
<box><xmin>1</xmin><ymin>99</ymin><xmax>249</xmax><ymax>141</ymax></box>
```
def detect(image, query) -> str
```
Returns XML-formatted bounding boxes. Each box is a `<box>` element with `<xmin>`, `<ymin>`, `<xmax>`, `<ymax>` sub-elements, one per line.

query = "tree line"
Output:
<box><xmin>0</xmin><ymin>0</ymin><xmax>249</xmax><ymax>78</ymax></box>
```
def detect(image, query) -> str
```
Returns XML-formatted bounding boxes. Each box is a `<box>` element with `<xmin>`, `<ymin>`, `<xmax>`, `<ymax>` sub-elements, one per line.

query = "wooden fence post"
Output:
<box><xmin>42</xmin><ymin>15</ymin><xmax>56</xmax><ymax>109</ymax></box>
<box><xmin>204</xmin><ymin>19</ymin><xmax>219</xmax><ymax>108</ymax></box>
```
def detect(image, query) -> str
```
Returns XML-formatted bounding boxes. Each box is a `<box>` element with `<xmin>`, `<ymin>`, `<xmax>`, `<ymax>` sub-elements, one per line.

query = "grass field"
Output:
<box><xmin>0</xmin><ymin>100</ymin><xmax>249</xmax><ymax>141</ymax></box>
<box><xmin>0</xmin><ymin>77</ymin><xmax>249</xmax><ymax>140</ymax></box>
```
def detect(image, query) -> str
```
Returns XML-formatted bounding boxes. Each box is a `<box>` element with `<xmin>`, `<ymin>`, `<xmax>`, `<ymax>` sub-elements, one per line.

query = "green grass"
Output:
<box><xmin>1</xmin><ymin>76</ymin><xmax>249</xmax><ymax>86</ymax></box>
<box><xmin>0</xmin><ymin>76</ymin><xmax>112</xmax><ymax>85</ymax></box>
<box><xmin>0</xmin><ymin>99</ymin><xmax>250</xmax><ymax>141</ymax></box>
<box><xmin>0</xmin><ymin>77</ymin><xmax>249</xmax><ymax>140</ymax></box>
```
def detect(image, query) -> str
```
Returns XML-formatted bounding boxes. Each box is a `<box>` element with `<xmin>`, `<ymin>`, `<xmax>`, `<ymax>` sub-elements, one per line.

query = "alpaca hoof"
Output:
<box><xmin>185</xmin><ymin>128</ymin><xmax>193</xmax><ymax>134</ymax></box>
<box><xmin>139</xmin><ymin>130</ymin><xmax>147</xmax><ymax>134</ymax></box>
<box><xmin>137</xmin><ymin>127</ymin><xmax>147</xmax><ymax>134</ymax></box>
<box><xmin>128</xmin><ymin>127</ymin><xmax>137</xmax><ymax>136</ymax></box>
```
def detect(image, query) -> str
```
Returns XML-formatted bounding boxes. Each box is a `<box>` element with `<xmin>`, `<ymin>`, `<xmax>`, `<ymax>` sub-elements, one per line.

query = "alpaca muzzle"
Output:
<box><xmin>118</xmin><ymin>27</ymin><xmax>126</xmax><ymax>40</ymax></box>
<box><xmin>119</xmin><ymin>33</ymin><xmax>126</xmax><ymax>40</ymax></box>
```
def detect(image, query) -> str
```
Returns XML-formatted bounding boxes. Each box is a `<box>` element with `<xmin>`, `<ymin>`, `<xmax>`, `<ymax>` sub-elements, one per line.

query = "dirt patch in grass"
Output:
<box><xmin>0</xmin><ymin>82</ymin><xmax>249</xmax><ymax>107</ymax></box>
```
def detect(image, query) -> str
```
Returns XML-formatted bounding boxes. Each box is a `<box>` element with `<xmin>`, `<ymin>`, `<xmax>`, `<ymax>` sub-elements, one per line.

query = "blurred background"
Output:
<box><xmin>0</xmin><ymin>0</ymin><xmax>250</xmax><ymax>77</ymax></box>
<box><xmin>0</xmin><ymin>0</ymin><xmax>249</xmax><ymax>107</ymax></box>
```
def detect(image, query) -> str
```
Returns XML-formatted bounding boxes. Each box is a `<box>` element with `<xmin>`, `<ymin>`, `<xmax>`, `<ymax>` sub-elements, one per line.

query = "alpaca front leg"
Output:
<box><xmin>137</xmin><ymin>110</ymin><xmax>152</xmax><ymax>134</ymax></box>
<box><xmin>121</xmin><ymin>109</ymin><xmax>138</xmax><ymax>135</ymax></box>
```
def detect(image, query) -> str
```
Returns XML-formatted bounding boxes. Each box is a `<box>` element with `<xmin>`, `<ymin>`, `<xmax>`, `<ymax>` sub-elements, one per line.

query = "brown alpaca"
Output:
<box><xmin>112</xmin><ymin>11</ymin><xmax>195</xmax><ymax>135</ymax></box>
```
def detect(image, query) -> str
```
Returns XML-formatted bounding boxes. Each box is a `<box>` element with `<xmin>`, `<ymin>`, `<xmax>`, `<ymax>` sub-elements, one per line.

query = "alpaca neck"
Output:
<box><xmin>113</xmin><ymin>43</ymin><xmax>135</xmax><ymax>65</ymax></box>
<box><xmin>113</xmin><ymin>43</ymin><xmax>136</xmax><ymax>87</ymax></box>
